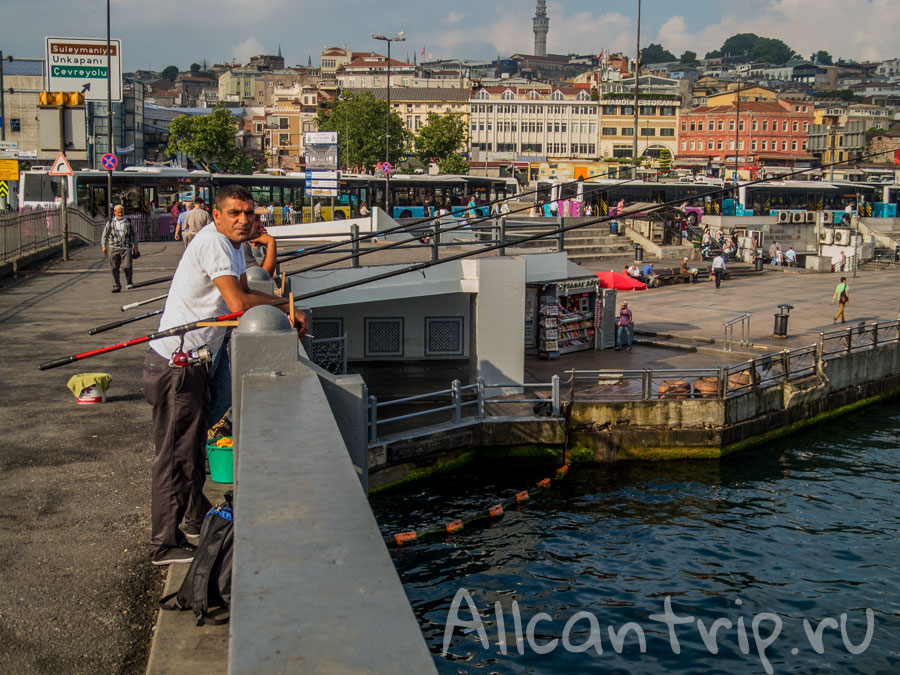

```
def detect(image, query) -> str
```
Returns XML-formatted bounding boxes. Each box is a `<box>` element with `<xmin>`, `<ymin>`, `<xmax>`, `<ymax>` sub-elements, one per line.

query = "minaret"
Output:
<box><xmin>533</xmin><ymin>0</ymin><xmax>549</xmax><ymax>57</ymax></box>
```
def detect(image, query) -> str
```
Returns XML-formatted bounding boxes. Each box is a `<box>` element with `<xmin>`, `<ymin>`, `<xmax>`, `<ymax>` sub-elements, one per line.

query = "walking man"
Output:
<box><xmin>101</xmin><ymin>205</ymin><xmax>139</xmax><ymax>293</ymax></box>
<box><xmin>142</xmin><ymin>185</ymin><xmax>307</xmax><ymax>566</ymax></box>
<box><xmin>712</xmin><ymin>251</ymin><xmax>726</xmax><ymax>289</ymax></box>
<box><xmin>181</xmin><ymin>199</ymin><xmax>211</xmax><ymax>247</ymax></box>
<box><xmin>314</xmin><ymin>200</ymin><xmax>323</xmax><ymax>222</ymax></box>
<box><xmin>832</xmin><ymin>276</ymin><xmax>849</xmax><ymax>324</ymax></box>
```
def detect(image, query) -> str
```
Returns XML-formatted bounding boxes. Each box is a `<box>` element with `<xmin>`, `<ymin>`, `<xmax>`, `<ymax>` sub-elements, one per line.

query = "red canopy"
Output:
<box><xmin>595</xmin><ymin>270</ymin><xmax>647</xmax><ymax>291</ymax></box>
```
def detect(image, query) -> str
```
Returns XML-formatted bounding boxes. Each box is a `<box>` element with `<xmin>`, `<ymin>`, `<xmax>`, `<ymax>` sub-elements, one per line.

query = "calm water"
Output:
<box><xmin>371</xmin><ymin>402</ymin><xmax>900</xmax><ymax>673</ymax></box>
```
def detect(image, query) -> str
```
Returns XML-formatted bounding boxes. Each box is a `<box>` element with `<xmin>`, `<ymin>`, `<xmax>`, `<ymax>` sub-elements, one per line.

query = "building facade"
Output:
<box><xmin>597</xmin><ymin>96</ymin><xmax>679</xmax><ymax>162</ymax></box>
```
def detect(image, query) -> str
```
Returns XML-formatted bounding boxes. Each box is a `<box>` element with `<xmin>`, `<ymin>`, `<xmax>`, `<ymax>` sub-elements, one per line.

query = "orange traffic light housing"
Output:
<box><xmin>38</xmin><ymin>91</ymin><xmax>85</xmax><ymax>107</ymax></box>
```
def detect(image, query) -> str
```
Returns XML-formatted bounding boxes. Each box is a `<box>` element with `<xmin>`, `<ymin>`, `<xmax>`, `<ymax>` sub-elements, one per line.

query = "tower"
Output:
<box><xmin>533</xmin><ymin>0</ymin><xmax>549</xmax><ymax>57</ymax></box>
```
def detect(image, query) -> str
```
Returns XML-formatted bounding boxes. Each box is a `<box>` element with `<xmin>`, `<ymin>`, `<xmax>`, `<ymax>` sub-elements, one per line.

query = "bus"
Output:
<box><xmin>17</xmin><ymin>167</ymin><xmax>211</xmax><ymax>216</ymax></box>
<box><xmin>208</xmin><ymin>173</ymin><xmax>513</xmax><ymax>222</ymax></box>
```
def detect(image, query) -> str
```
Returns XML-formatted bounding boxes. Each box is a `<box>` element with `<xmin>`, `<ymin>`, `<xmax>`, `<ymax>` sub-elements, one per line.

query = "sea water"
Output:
<box><xmin>371</xmin><ymin>402</ymin><xmax>900</xmax><ymax>673</ymax></box>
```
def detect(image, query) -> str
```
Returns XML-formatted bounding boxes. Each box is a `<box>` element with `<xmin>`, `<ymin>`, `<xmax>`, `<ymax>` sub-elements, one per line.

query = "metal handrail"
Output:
<box><xmin>723</xmin><ymin>313</ymin><xmax>751</xmax><ymax>351</ymax></box>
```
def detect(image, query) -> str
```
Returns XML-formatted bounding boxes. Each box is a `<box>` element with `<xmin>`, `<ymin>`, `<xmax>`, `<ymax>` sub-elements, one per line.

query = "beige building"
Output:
<box><xmin>335</xmin><ymin>53</ymin><xmax>415</xmax><ymax>89</ymax></box>
<box><xmin>219</xmin><ymin>68</ymin><xmax>319</xmax><ymax>106</ymax></box>
<box><xmin>597</xmin><ymin>96</ymin><xmax>680</xmax><ymax>164</ymax></box>
<box><xmin>345</xmin><ymin>87</ymin><xmax>468</xmax><ymax>133</ymax></box>
<box><xmin>265</xmin><ymin>85</ymin><xmax>321</xmax><ymax>170</ymax></box>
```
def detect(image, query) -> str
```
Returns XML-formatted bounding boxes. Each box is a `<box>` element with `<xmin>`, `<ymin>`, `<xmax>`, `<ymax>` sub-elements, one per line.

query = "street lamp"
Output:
<box><xmin>372</xmin><ymin>31</ymin><xmax>405</xmax><ymax>214</ymax></box>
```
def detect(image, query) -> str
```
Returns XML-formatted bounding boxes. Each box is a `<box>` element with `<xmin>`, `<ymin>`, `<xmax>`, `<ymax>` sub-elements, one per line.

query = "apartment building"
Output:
<box><xmin>219</xmin><ymin>68</ymin><xmax>318</xmax><ymax>106</ymax></box>
<box><xmin>344</xmin><ymin>87</ymin><xmax>468</xmax><ymax>133</ymax></box>
<box><xmin>265</xmin><ymin>85</ymin><xmax>321</xmax><ymax>170</ymax></box>
<box><xmin>597</xmin><ymin>97</ymin><xmax>679</xmax><ymax>162</ymax></box>
<box><xmin>335</xmin><ymin>53</ymin><xmax>416</xmax><ymax>89</ymax></box>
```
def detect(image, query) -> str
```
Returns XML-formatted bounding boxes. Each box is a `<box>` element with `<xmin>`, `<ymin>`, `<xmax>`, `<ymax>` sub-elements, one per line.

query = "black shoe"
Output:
<box><xmin>111</xmin><ymin>286</ymin><xmax>121</xmax><ymax>293</ymax></box>
<box><xmin>151</xmin><ymin>544</ymin><xmax>196</xmax><ymax>566</ymax></box>
<box><xmin>182</xmin><ymin>524</ymin><xmax>201</xmax><ymax>545</ymax></box>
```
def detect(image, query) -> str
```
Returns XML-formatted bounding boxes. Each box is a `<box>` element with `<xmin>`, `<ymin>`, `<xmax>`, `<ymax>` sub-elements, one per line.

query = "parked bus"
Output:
<box><xmin>17</xmin><ymin>167</ymin><xmax>211</xmax><ymax>215</ymax></box>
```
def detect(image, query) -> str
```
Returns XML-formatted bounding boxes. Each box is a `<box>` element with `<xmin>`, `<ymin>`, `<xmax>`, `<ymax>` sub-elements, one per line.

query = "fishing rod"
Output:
<box><xmin>121</xmin><ymin>293</ymin><xmax>168</xmax><ymax>312</ymax></box>
<box><xmin>89</xmin><ymin>308</ymin><xmax>164</xmax><ymax>335</ymax></box>
<box><xmin>39</xmin><ymin>309</ymin><xmax>250</xmax><ymax>371</ymax></box>
<box><xmin>128</xmin><ymin>275</ymin><xmax>172</xmax><ymax>290</ymax></box>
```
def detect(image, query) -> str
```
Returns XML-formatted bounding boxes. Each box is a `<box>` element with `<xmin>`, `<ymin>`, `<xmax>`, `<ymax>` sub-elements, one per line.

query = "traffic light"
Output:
<box><xmin>38</xmin><ymin>91</ymin><xmax>84</xmax><ymax>107</ymax></box>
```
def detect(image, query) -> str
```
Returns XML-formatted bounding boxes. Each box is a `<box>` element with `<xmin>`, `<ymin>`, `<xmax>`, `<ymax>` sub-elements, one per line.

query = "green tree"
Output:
<box><xmin>165</xmin><ymin>104</ymin><xmax>252</xmax><ymax>173</ymax></box>
<box><xmin>749</xmin><ymin>37</ymin><xmax>795</xmax><ymax>64</ymax></box>
<box><xmin>720</xmin><ymin>33</ymin><xmax>759</xmax><ymax>57</ymax></box>
<box><xmin>641</xmin><ymin>43</ymin><xmax>676</xmax><ymax>64</ymax></box>
<box><xmin>190</xmin><ymin>62</ymin><xmax>201</xmax><ymax>74</ymax></box>
<box><xmin>658</xmin><ymin>148</ymin><xmax>672</xmax><ymax>173</ymax></box>
<box><xmin>680</xmin><ymin>50</ymin><xmax>699</xmax><ymax>65</ymax></box>
<box><xmin>160</xmin><ymin>65</ymin><xmax>179</xmax><ymax>82</ymax></box>
<box><xmin>415</xmin><ymin>113</ymin><xmax>467</xmax><ymax>172</ymax></box>
<box><xmin>437</xmin><ymin>153</ymin><xmax>469</xmax><ymax>175</ymax></box>
<box><xmin>812</xmin><ymin>50</ymin><xmax>833</xmax><ymax>65</ymax></box>
<box><xmin>315</xmin><ymin>91</ymin><xmax>407</xmax><ymax>171</ymax></box>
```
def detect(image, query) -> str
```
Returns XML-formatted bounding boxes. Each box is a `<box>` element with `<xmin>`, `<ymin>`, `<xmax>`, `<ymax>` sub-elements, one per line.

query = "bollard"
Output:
<box><xmin>431</xmin><ymin>223</ymin><xmax>440</xmax><ymax>262</ymax></box>
<box><xmin>476</xmin><ymin>377</ymin><xmax>485</xmax><ymax>418</ymax></box>
<box><xmin>351</xmin><ymin>224</ymin><xmax>360</xmax><ymax>268</ymax></box>
<box><xmin>368</xmin><ymin>394</ymin><xmax>378</xmax><ymax>443</ymax></box>
<box><xmin>451</xmin><ymin>379</ymin><xmax>462</xmax><ymax>423</ymax></box>
<box><xmin>551</xmin><ymin>374</ymin><xmax>560</xmax><ymax>416</ymax></box>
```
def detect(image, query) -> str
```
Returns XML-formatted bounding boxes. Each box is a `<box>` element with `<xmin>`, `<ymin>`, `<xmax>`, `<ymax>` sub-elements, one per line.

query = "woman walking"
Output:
<box><xmin>832</xmin><ymin>276</ymin><xmax>849</xmax><ymax>323</ymax></box>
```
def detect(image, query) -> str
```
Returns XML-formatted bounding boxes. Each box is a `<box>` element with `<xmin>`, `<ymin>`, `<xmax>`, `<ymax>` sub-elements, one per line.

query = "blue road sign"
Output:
<box><xmin>101</xmin><ymin>153</ymin><xmax>117</xmax><ymax>170</ymax></box>
<box><xmin>732</xmin><ymin>171</ymin><xmax>738</xmax><ymax>181</ymax></box>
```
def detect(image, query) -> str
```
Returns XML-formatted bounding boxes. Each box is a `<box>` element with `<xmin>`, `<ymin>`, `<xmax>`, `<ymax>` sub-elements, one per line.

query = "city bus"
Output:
<box><xmin>17</xmin><ymin>167</ymin><xmax>211</xmax><ymax>215</ymax></box>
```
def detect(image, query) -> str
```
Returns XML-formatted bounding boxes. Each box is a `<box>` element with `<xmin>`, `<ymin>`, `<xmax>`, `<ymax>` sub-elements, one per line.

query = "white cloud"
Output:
<box><xmin>444</xmin><ymin>11</ymin><xmax>463</xmax><ymax>24</ymax></box>
<box><xmin>231</xmin><ymin>37</ymin><xmax>265</xmax><ymax>64</ymax></box>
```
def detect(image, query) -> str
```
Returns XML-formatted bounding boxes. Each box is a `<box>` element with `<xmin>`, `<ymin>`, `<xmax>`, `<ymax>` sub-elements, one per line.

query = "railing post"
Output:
<box><xmin>498</xmin><ymin>216</ymin><xmax>506</xmax><ymax>256</ymax></box>
<box><xmin>750</xmin><ymin>357</ymin><xmax>758</xmax><ymax>389</ymax></box>
<box><xmin>718</xmin><ymin>366</ymin><xmax>726</xmax><ymax>399</ymax></box>
<box><xmin>782</xmin><ymin>349</ymin><xmax>790</xmax><ymax>381</ymax></box>
<box><xmin>641</xmin><ymin>369</ymin><xmax>649</xmax><ymax>400</ymax></box>
<box><xmin>451</xmin><ymin>379</ymin><xmax>462</xmax><ymax>423</ymax></box>
<box><xmin>568</xmin><ymin>369</ymin><xmax>576</xmax><ymax>403</ymax></box>
<box><xmin>477</xmin><ymin>377</ymin><xmax>485</xmax><ymax>419</ymax></box>
<box><xmin>351</xmin><ymin>224</ymin><xmax>360</xmax><ymax>268</ymax></box>
<box><xmin>431</xmin><ymin>222</ymin><xmax>441</xmax><ymax>262</ymax></box>
<box><xmin>557</xmin><ymin>216</ymin><xmax>565</xmax><ymax>252</ymax></box>
<box><xmin>816</xmin><ymin>332</ymin><xmax>824</xmax><ymax>365</ymax></box>
<box><xmin>551</xmin><ymin>374</ymin><xmax>560</xmax><ymax>416</ymax></box>
<box><xmin>872</xmin><ymin>322</ymin><xmax>878</xmax><ymax>347</ymax></box>
<box><xmin>846</xmin><ymin>327</ymin><xmax>853</xmax><ymax>355</ymax></box>
<box><xmin>368</xmin><ymin>394</ymin><xmax>378</xmax><ymax>443</ymax></box>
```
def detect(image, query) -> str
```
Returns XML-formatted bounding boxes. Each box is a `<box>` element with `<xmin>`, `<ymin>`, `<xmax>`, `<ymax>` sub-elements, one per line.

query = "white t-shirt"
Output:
<box><xmin>150</xmin><ymin>223</ymin><xmax>246</xmax><ymax>361</ymax></box>
<box><xmin>712</xmin><ymin>255</ymin><xmax>726</xmax><ymax>270</ymax></box>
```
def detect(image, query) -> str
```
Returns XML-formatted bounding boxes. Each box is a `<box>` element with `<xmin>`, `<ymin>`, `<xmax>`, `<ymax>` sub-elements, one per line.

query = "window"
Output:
<box><xmin>640</xmin><ymin>106</ymin><xmax>655</xmax><ymax>116</ymax></box>
<box><xmin>803</xmin><ymin>122</ymin><xmax>809</xmax><ymax>132</ymax></box>
<box><xmin>729</xmin><ymin>120</ymin><xmax>735</xmax><ymax>131</ymax></box>
<box><xmin>681</xmin><ymin>121</ymin><xmax>686</xmax><ymax>131</ymax></box>
<box><xmin>640</xmin><ymin>128</ymin><xmax>656</xmax><ymax>136</ymax></box>
<box><xmin>365</xmin><ymin>318</ymin><xmax>404</xmax><ymax>357</ymax></box>
<box><xmin>762</xmin><ymin>140</ymin><xmax>767</xmax><ymax>150</ymax></box>
<box><xmin>612</xmin><ymin>146</ymin><xmax>632</xmax><ymax>158</ymax></box>
<box><xmin>708</xmin><ymin>140</ymin><xmax>714</xmax><ymax>150</ymax></box>
<box><xmin>551</xmin><ymin>90</ymin><xmax>564</xmax><ymax>100</ymax></box>
<box><xmin>751</xmin><ymin>140</ymin><xmax>757</xmax><ymax>151</ymax></box>
<box><xmin>602</xmin><ymin>127</ymin><xmax>617</xmax><ymax>135</ymax></box>
<box><xmin>603</xmin><ymin>105</ymin><xmax>618</xmax><ymax>115</ymax></box>
<box><xmin>10</xmin><ymin>118</ymin><xmax>21</xmax><ymax>132</ymax></box>
<box><xmin>739</xmin><ymin>140</ymin><xmax>744</xmax><ymax>150</ymax></box>
<box><xmin>718</xmin><ymin>120</ymin><xmax>724</xmax><ymax>131</ymax></box>
<box><xmin>279</xmin><ymin>118</ymin><xmax>289</xmax><ymax>129</ymax></box>
<box><xmin>621</xmin><ymin>106</ymin><xmax>634</xmax><ymax>116</ymax></box>
<box><xmin>739</xmin><ymin>120</ymin><xmax>744</xmax><ymax>131</ymax></box>
<box><xmin>621</xmin><ymin>127</ymin><xmax>633</xmax><ymax>136</ymax></box>
<box><xmin>717</xmin><ymin>140</ymin><xmax>723</xmax><ymax>150</ymax></box>
<box><xmin>279</xmin><ymin>133</ymin><xmax>289</xmax><ymax>145</ymax></box>
<box><xmin>681</xmin><ymin>140</ymin><xmax>687</xmax><ymax>150</ymax></box>
<box><xmin>660</xmin><ymin>106</ymin><xmax>676</xmax><ymax>116</ymax></box>
<box><xmin>782</xmin><ymin>121</ymin><xmax>788</xmax><ymax>132</ymax></box>
<box><xmin>425</xmin><ymin>317</ymin><xmax>464</xmax><ymax>356</ymax></box>
<box><xmin>792</xmin><ymin>140</ymin><xmax>797</xmax><ymax>151</ymax></box>
<box><xmin>752</xmin><ymin>120</ymin><xmax>758</xmax><ymax>131</ymax></box>
<box><xmin>660</xmin><ymin>128</ymin><xmax>674</xmax><ymax>137</ymax></box>
<box><xmin>762</xmin><ymin>120</ymin><xmax>768</xmax><ymax>131</ymax></box>
<box><xmin>781</xmin><ymin>140</ymin><xmax>786</xmax><ymax>151</ymax></box>
<box><xmin>690</xmin><ymin>122</ymin><xmax>696</xmax><ymax>131</ymax></box>
<box><xmin>690</xmin><ymin>141</ymin><xmax>695</xmax><ymax>150</ymax></box>
<box><xmin>729</xmin><ymin>140</ymin><xmax>735</xmax><ymax>150</ymax></box>
<box><xmin>792</xmin><ymin>121</ymin><xmax>798</xmax><ymax>132</ymax></box>
<box><xmin>698</xmin><ymin>122</ymin><xmax>704</xmax><ymax>131</ymax></box>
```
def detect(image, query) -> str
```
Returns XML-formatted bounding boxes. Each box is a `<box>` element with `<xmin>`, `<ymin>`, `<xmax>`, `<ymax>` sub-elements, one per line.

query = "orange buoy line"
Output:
<box><xmin>389</xmin><ymin>465</ymin><xmax>571</xmax><ymax>546</ymax></box>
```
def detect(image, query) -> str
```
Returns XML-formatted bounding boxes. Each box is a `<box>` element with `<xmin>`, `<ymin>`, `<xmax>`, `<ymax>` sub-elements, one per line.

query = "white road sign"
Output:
<box><xmin>46</xmin><ymin>37</ymin><xmax>123</xmax><ymax>102</ymax></box>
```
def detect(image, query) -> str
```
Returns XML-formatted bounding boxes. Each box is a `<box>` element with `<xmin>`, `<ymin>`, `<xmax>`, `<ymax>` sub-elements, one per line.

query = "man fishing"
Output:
<box><xmin>142</xmin><ymin>185</ymin><xmax>306</xmax><ymax>566</ymax></box>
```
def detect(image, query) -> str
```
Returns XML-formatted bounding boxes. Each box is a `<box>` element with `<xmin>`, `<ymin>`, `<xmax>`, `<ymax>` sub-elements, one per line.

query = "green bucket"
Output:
<box><xmin>207</xmin><ymin>439</ymin><xmax>234</xmax><ymax>484</ymax></box>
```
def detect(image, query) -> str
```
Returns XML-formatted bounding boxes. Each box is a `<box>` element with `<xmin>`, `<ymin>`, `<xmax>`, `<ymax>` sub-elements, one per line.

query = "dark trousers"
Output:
<box><xmin>714</xmin><ymin>268</ymin><xmax>724</xmax><ymax>288</ymax></box>
<box><xmin>142</xmin><ymin>350</ymin><xmax>212</xmax><ymax>558</ymax></box>
<box><xmin>109</xmin><ymin>247</ymin><xmax>133</xmax><ymax>289</ymax></box>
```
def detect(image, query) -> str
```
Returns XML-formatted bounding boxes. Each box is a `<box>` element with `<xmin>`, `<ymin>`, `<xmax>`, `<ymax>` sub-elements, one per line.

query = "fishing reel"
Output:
<box><xmin>170</xmin><ymin>344</ymin><xmax>212</xmax><ymax>368</ymax></box>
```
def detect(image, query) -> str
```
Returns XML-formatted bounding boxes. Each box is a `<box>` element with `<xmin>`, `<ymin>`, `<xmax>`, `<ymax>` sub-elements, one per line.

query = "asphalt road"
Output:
<box><xmin>0</xmin><ymin>242</ymin><xmax>181</xmax><ymax>673</ymax></box>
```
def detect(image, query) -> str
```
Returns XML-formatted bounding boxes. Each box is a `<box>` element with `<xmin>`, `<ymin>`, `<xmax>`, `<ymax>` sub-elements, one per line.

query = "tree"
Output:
<box><xmin>641</xmin><ymin>43</ymin><xmax>676</xmax><ymax>64</ymax></box>
<box><xmin>658</xmin><ymin>148</ymin><xmax>672</xmax><ymax>173</ymax></box>
<box><xmin>415</xmin><ymin>113</ymin><xmax>467</xmax><ymax>172</ymax></box>
<box><xmin>161</xmin><ymin>65</ymin><xmax>179</xmax><ymax>82</ymax></box>
<box><xmin>437</xmin><ymin>153</ymin><xmax>469</xmax><ymax>176</ymax></box>
<box><xmin>315</xmin><ymin>91</ymin><xmax>407</xmax><ymax>171</ymax></box>
<box><xmin>680</xmin><ymin>51</ymin><xmax>699</xmax><ymax>65</ymax></box>
<box><xmin>720</xmin><ymin>33</ymin><xmax>760</xmax><ymax>58</ymax></box>
<box><xmin>749</xmin><ymin>37</ymin><xmax>795</xmax><ymax>64</ymax></box>
<box><xmin>190</xmin><ymin>63</ymin><xmax>201</xmax><ymax>74</ymax></box>
<box><xmin>165</xmin><ymin>104</ymin><xmax>252</xmax><ymax>173</ymax></box>
<box><xmin>812</xmin><ymin>50</ymin><xmax>833</xmax><ymax>65</ymax></box>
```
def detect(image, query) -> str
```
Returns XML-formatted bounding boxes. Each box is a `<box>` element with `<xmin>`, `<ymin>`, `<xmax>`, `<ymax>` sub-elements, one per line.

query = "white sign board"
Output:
<box><xmin>305</xmin><ymin>132</ymin><xmax>338</xmax><ymax>145</ymax></box>
<box><xmin>46</xmin><ymin>37</ymin><xmax>123</xmax><ymax>102</ymax></box>
<box><xmin>0</xmin><ymin>141</ymin><xmax>18</xmax><ymax>159</ymax></box>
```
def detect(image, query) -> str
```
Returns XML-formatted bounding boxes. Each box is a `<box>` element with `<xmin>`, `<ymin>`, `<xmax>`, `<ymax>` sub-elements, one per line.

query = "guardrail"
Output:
<box><xmin>367</xmin><ymin>375</ymin><xmax>561</xmax><ymax>444</ymax></box>
<box><xmin>565</xmin><ymin>319</ymin><xmax>900</xmax><ymax>402</ymax></box>
<box><xmin>723</xmin><ymin>313</ymin><xmax>751</xmax><ymax>351</ymax></box>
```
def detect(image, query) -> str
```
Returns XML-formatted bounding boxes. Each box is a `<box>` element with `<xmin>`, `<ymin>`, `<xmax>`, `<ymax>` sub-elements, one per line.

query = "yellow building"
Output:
<box><xmin>265</xmin><ymin>86</ymin><xmax>320</xmax><ymax>170</ymax></box>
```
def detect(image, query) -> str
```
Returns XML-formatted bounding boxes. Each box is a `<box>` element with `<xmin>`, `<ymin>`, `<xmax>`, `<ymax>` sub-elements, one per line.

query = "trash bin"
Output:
<box><xmin>634</xmin><ymin>245</ymin><xmax>644</xmax><ymax>262</ymax></box>
<box><xmin>610</xmin><ymin>220</ymin><xmax>618</xmax><ymax>236</ymax></box>
<box><xmin>755</xmin><ymin>256</ymin><xmax>764</xmax><ymax>272</ymax></box>
<box><xmin>773</xmin><ymin>303</ymin><xmax>793</xmax><ymax>338</ymax></box>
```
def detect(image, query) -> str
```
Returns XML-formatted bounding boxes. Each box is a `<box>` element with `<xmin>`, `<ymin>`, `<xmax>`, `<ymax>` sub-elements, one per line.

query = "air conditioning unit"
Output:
<box><xmin>834</xmin><ymin>228</ymin><xmax>851</xmax><ymax>246</ymax></box>
<box><xmin>805</xmin><ymin>211</ymin><xmax>817</xmax><ymax>223</ymax></box>
<box><xmin>791</xmin><ymin>211</ymin><xmax>805</xmax><ymax>223</ymax></box>
<box><xmin>818</xmin><ymin>211</ymin><xmax>833</xmax><ymax>226</ymax></box>
<box><xmin>819</xmin><ymin>228</ymin><xmax>834</xmax><ymax>245</ymax></box>
<box><xmin>776</xmin><ymin>210</ymin><xmax>791</xmax><ymax>223</ymax></box>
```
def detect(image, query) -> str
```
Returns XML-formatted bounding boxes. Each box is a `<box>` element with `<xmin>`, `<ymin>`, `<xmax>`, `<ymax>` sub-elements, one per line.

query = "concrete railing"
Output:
<box><xmin>228</xmin><ymin>304</ymin><xmax>435</xmax><ymax>674</ymax></box>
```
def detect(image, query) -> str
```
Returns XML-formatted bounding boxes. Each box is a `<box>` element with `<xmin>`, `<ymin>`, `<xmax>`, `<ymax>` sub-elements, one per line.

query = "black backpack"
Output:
<box><xmin>160</xmin><ymin>491</ymin><xmax>234</xmax><ymax>626</ymax></box>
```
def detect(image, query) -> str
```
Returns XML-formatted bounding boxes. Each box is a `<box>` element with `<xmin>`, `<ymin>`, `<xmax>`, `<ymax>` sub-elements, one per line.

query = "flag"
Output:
<box><xmin>598</xmin><ymin>50</ymin><xmax>603</xmax><ymax>59</ymax></box>
<box><xmin>421</xmin><ymin>46</ymin><xmax>425</xmax><ymax>56</ymax></box>
<box><xmin>427</xmin><ymin>53</ymin><xmax>433</xmax><ymax>61</ymax></box>
<box><xmin>895</xmin><ymin>149</ymin><xmax>900</xmax><ymax>164</ymax></box>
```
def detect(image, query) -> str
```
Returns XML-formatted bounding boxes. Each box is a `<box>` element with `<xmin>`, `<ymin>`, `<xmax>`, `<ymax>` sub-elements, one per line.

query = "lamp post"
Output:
<box><xmin>632</xmin><ymin>0</ymin><xmax>641</xmax><ymax>179</ymax></box>
<box><xmin>372</xmin><ymin>32</ymin><xmax>405</xmax><ymax>215</ymax></box>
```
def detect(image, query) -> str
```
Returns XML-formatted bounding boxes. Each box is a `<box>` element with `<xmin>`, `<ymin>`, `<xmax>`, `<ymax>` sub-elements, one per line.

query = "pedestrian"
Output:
<box><xmin>101</xmin><ymin>204</ymin><xmax>139</xmax><ymax>293</ymax></box>
<box><xmin>181</xmin><ymin>198</ymin><xmax>211</xmax><ymax>247</ymax></box>
<box><xmin>691</xmin><ymin>232</ymin><xmax>702</xmax><ymax>260</ymax></box>
<box><xmin>142</xmin><ymin>184</ymin><xmax>307</xmax><ymax>566</ymax></box>
<box><xmin>615</xmin><ymin>301</ymin><xmax>633</xmax><ymax>351</ymax></box>
<box><xmin>314</xmin><ymin>200</ymin><xmax>323</xmax><ymax>222</ymax></box>
<box><xmin>641</xmin><ymin>261</ymin><xmax>659</xmax><ymax>288</ymax></box>
<box><xmin>500</xmin><ymin>200</ymin><xmax>510</xmax><ymax>215</ymax></box>
<box><xmin>359</xmin><ymin>202</ymin><xmax>370</xmax><ymax>217</ymax></box>
<box><xmin>174</xmin><ymin>203</ymin><xmax>189</xmax><ymax>242</ymax></box>
<box><xmin>701</xmin><ymin>227</ymin><xmax>712</xmax><ymax>258</ymax></box>
<box><xmin>784</xmin><ymin>246</ymin><xmax>798</xmax><ymax>267</ymax></box>
<box><xmin>768</xmin><ymin>241</ymin><xmax>777</xmax><ymax>264</ymax></box>
<box><xmin>838</xmin><ymin>249</ymin><xmax>846</xmax><ymax>272</ymax></box>
<box><xmin>467</xmin><ymin>196</ymin><xmax>477</xmax><ymax>219</ymax></box>
<box><xmin>712</xmin><ymin>251</ymin><xmax>726</xmax><ymax>288</ymax></box>
<box><xmin>169</xmin><ymin>200</ymin><xmax>180</xmax><ymax>221</ymax></box>
<box><xmin>832</xmin><ymin>276</ymin><xmax>849</xmax><ymax>323</ymax></box>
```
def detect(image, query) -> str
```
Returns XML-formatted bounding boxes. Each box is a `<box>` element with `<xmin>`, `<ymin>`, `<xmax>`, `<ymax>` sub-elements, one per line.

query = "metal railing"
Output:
<box><xmin>565</xmin><ymin>319</ymin><xmax>900</xmax><ymax>403</ymax></box>
<box><xmin>723</xmin><ymin>313</ymin><xmax>751</xmax><ymax>351</ymax></box>
<box><xmin>367</xmin><ymin>375</ymin><xmax>560</xmax><ymax>444</ymax></box>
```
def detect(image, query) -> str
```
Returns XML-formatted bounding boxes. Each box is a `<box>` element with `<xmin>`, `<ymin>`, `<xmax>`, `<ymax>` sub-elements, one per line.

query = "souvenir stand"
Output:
<box><xmin>525</xmin><ymin>276</ymin><xmax>600</xmax><ymax>359</ymax></box>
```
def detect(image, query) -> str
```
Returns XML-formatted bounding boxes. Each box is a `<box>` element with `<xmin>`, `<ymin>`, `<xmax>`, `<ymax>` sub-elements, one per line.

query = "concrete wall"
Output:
<box><xmin>470</xmin><ymin>257</ymin><xmax>526</xmax><ymax>389</ymax></box>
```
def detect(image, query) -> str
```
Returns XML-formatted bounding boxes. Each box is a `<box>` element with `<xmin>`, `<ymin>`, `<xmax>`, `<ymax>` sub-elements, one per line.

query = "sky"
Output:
<box><xmin>5</xmin><ymin>0</ymin><xmax>898</xmax><ymax>73</ymax></box>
